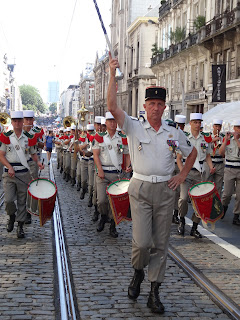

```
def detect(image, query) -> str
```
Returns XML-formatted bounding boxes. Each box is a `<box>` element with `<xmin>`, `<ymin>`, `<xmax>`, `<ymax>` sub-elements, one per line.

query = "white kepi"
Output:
<box><xmin>190</xmin><ymin>113</ymin><xmax>203</xmax><ymax>121</ymax></box>
<box><xmin>11</xmin><ymin>111</ymin><xmax>23</xmax><ymax>119</ymax></box>
<box><xmin>175</xmin><ymin>115</ymin><xmax>186</xmax><ymax>123</ymax></box>
<box><xmin>232</xmin><ymin>120</ymin><xmax>240</xmax><ymax>126</ymax></box>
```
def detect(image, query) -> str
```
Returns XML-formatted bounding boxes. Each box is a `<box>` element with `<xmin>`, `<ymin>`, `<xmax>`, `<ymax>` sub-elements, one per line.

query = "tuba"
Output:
<box><xmin>63</xmin><ymin>116</ymin><xmax>76</xmax><ymax>129</ymax></box>
<box><xmin>0</xmin><ymin>112</ymin><xmax>11</xmax><ymax>128</ymax></box>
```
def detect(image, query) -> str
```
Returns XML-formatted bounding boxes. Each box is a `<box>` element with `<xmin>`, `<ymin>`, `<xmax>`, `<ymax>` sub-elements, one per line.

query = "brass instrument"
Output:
<box><xmin>0</xmin><ymin>112</ymin><xmax>11</xmax><ymax>127</ymax></box>
<box><xmin>77</xmin><ymin>103</ymin><xmax>89</xmax><ymax>122</ymax></box>
<box><xmin>63</xmin><ymin>116</ymin><xmax>76</xmax><ymax>129</ymax></box>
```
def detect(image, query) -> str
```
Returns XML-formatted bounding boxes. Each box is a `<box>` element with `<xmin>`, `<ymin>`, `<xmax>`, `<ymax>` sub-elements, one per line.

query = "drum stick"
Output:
<box><xmin>92</xmin><ymin>0</ymin><xmax>124</xmax><ymax>80</ymax></box>
<box><xmin>36</xmin><ymin>158</ymin><xmax>44</xmax><ymax>186</ymax></box>
<box><xmin>14</xmin><ymin>175</ymin><xmax>28</xmax><ymax>186</ymax></box>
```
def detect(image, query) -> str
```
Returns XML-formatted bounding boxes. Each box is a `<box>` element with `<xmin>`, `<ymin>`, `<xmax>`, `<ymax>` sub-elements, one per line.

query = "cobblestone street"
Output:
<box><xmin>0</xmin><ymin>153</ymin><xmax>237</xmax><ymax>319</ymax></box>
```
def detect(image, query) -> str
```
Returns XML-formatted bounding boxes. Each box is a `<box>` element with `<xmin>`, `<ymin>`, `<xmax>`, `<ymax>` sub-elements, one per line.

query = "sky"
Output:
<box><xmin>0</xmin><ymin>0</ymin><xmax>112</xmax><ymax>102</ymax></box>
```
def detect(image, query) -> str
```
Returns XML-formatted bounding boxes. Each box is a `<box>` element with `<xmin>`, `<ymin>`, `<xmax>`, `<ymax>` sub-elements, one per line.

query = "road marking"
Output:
<box><xmin>185</xmin><ymin>217</ymin><xmax>240</xmax><ymax>259</ymax></box>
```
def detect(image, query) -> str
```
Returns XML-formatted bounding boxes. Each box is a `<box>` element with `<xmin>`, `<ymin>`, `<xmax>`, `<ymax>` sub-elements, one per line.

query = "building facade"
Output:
<box><xmin>59</xmin><ymin>85</ymin><xmax>79</xmax><ymax>119</ymax></box>
<box><xmin>150</xmin><ymin>0</ymin><xmax>240</xmax><ymax>121</ymax></box>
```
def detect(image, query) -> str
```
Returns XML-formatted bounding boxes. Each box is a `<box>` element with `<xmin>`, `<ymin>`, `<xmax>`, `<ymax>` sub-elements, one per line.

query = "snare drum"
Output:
<box><xmin>106</xmin><ymin>179</ymin><xmax>131</xmax><ymax>225</ymax></box>
<box><xmin>27</xmin><ymin>178</ymin><xmax>57</xmax><ymax>226</ymax></box>
<box><xmin>188</xmin><ymin>181</ymin><xmax>223</xmax><ymax>224</ymax></box>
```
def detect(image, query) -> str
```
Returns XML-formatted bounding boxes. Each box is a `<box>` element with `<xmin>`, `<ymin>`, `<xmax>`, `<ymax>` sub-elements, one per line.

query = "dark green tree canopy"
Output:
<box><xmin>20</xmin><ymin>84</ymin><xmax>46</xmax><ymax>114</ymax></box>
<box><xmin>49</xmin><ymin>102</ymin><xmax>57</xmax><ymax>114</ymax></box>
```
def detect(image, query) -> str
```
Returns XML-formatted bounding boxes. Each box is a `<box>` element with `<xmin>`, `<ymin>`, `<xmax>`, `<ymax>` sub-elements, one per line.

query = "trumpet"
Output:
<box><xmin>0</xmin><ymin>112</ymin><xmax>11</xmax><ymax>128</ymax></box>
<box><xmin>63</xmin><ymin>116</ymin><xmax>76</xmax><ymax>129</ymax></box>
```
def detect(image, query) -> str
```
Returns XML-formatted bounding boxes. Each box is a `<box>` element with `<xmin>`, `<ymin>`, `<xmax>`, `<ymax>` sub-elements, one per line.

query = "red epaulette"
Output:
<box><xmin>28</xmin><ymin>134</ymin><xmax>37</xmax><ymax>147</ymax></box>
<box><xmin>222</xmin><ymin>137</ymin><xmax>231</xmax><ymax>145</ymax></box>
<box><xmin>39</xmin><ymin>128</ymin><xmax>44</xmax><ymax>139</ymax></box>
<box><xmin>94</xmin><ymin>133</ymin><xmax>104</xmax><ymax>143</ymax></box>
<box><xmin>69</xmin><ymin>135</ymin><xmax>74</xmax><ymax>139</ymax></box>
<box><xmin>204</xmin><ymin>135</ymin><xmax>212</xmax><ymax>143</ymax></box>
<box><xmin>0</xmin><ymin>132</ymin><xmax>11</xmax><ymax>144</ymax></box>
<box><xmin>79</xmin><ymin>136</ymin><xmax>86</xmax><ymax>142</ymax></box>
<box><xmin>56</xmin><ymin>134</ymin><xmax>59</xmax><ymax>138</ymax></box>
<box><xmin>121</xmin><ymin>137</ymin><xmax>128</xmax><ymax>145</ymax></box>
<box><xmin>87</xmin><ymin>133</ymin><xmax>95</xmax><ymax>142</ymax></box>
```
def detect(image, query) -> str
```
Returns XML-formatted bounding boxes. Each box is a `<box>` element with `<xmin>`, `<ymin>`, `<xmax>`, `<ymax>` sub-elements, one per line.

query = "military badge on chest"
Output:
<box><xmin>167</xmin><ymin>139</ymin><xmax>179</xmax><ymax>156</ymax></box>
<box><xmin>117</xmin><ymin>144</ymin><xmax>123</xmax><ymax>153</ymax></box>
<box><xmin>201</xmin><ymin>142</ymin><xmax>208</xmax><ymax>153</ymax></box>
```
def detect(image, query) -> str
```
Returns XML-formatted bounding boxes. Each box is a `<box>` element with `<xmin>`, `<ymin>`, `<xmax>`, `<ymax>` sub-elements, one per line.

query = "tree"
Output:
<box><xmin>19</xmin><ymin>85</ymin><xmax>46</xmax><ymax>114</ymax></box>
<box><xmin>49</xmin><ymin>102</ymin><xmax>57</xmax><ymax>114</ymax></box>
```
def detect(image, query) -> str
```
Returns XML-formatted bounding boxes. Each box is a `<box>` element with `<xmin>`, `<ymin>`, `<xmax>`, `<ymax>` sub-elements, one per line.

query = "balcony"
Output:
<box><xmin>172</xmin><ymin>0</ymin><xmax>184</xmax><ymax>7</ymax></box>
<box><xmin>159</xmin><ymin>0</ymin><xmax>171</xmax><ymax>19</ymax></box>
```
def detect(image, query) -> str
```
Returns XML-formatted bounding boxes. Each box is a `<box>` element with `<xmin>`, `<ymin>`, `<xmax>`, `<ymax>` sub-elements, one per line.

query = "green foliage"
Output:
<box><xmin>151</xmin><ymin>43</ymin><xmax>164</xmax><ymax>57</ymax></box>
<box><xmin>19</xmin><ymin>85</ymin><xmax>46</xmax><ymax>114</ymax></box>
<box><xmin>49</xmin><ymin>102</ymin><xmax>57</xmax><ymax>114</ymax></box>
<box><xmin>168</xmin><ymin>27</ymin><xmax>186</xmax><ymax>44</ymax></box>
<box><xmin>193</xmin><ymin>15</ymin><xmax>206</xmax><ymax>30</ymax></box>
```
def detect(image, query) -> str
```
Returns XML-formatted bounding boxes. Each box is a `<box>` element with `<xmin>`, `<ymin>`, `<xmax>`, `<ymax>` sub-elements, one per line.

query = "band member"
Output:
<box><xmin>0</xmin><ymin>111</ymin><xmax>44</xmax><ymax>238</ymax></box>
<box><xmin>63</xmin><ymin>127</ymin><xmax>72</xmax><ymax>181</ymax></box>
<box><xmin>107</xmin><ymin>52</ymin><xmax>197</xmax><ymax>314</ymax></box>
<box><xmin>69</xmin><ymin>124</ymin><xmax>77</xmax><ymax>186</ymax></box>
<box><xmin>208</xmin><ymin>119</ymin><xmax>225</xmax><ymax>196</ymax></box>
<box><xmin>219</xmin><ymin>120</ymin><xmax>240</xmax><ymax>225</ymax></box>
<box><xmin>54</xmin><ymin>129</ymin><xmax>64</xmax><ymax>169</ymax></box>
<box><xmin>92</xmin><ymin>112</ymin><xmax>130</xmax><ymax>238</ymax></box>
<box><xmin>101</xmin><ymin>117</ymin><xmax>107</xmax><ymax>132</ymax></box>
<box><xmin>177</xmin><ymin>113</ymin><xmax>215</xmax><ymax>238</ymax></box>
<box><xmin>172</xmin><ymin>114</ymin><xmax>186</xmax><ymax>224</ymax></box>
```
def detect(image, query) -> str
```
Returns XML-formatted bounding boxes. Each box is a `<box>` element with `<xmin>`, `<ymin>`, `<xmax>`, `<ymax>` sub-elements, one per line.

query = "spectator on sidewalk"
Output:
<box><xmin>45</xmin><ymin>131</ymin><xmax>55</xmax><ymax>165</ymax></box>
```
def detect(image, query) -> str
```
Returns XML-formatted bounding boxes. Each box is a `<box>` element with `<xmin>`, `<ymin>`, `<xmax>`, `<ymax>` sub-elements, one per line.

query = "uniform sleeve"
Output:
<box><xmin>30</xmin><ymin>146</ymin><xmax>36</xmax><ymax>154</ymax></box>
<box><xmin>92</xmin><ymin>139</ymin><xmax>100</xmax><ymax>150</ymax></box>
<box><xmin>122</xmin><ymin>112</ymin><xmax>133</xmax><ymax>135</ymax></box>
<box><xmin>123</xmin><ymin>144</ymin><xmax>129</xmax><ymax>155</ymax></box>
<box><xmin>178</xmin><ymin>130</ymin><xmax>193</xmax><ymax>158</ymax></box>
<box><xmin>0</xmin><ymin>143</ymin><xmax>7</xmax><ymax>153</ymax></box>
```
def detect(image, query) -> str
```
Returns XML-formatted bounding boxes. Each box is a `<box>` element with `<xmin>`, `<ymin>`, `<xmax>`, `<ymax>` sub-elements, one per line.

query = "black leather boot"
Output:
<box><xmin>128</xmin><ymin>269</ymin><xmax>145</xmax><ymax>300</ymax></box>
<box><xmin>17</xmin><ymin>222</ymin><xmax>25</xmax><ymax>238</ymax></box>
<box><xmin>80</xmin><ymin>188</ymin><xmax>87</xmax><ymax>200</ymax></box>
<box><xmin>178</xmin><ymin>217</ymin><xmax>185</xmax><ymax>235</ymax></box>
<box><xmin>88</xmin><ymin>195</ymin><xmax>93</xmax><ymax>207</ymax></box>
<box><xmin>221</xmin><ymin>205</ymin><xmax>228</xmax><ymax>219</ymax></box>
<box><xmin>172</xmin><ymin>209</ymin><xmax>179</xmax><ymax>224</ymax></box>
<box><xmin>147</xmin><ymin>282</ymin><xmax>165</xmax><ymax>314</ymax></box>
<box><xmin>233</xmin><ymin>214</ymin><xmax>240</xmax><ymax>225</ymax></box>
<box><xmin>63</xmin><ymin>172</ymin><xmax>66</xmax><ymax>179</ymax></box>
<box><xmin>71</xmin><ymin>178</ymin><xmax>76</xmax><ymax>186</ymax></box>
<box><xmin>109</xmin><ymin>219</ymin><xmax>118</xmax><ymax>238</ymax></box>
<box><xmin>190</xmin><ymin>222</ymin><xmax>202</xmax><ymax>238</ymax></box>
<box><xmin>6</xmin><ymin>214</ymin><xmax>15</xmax><ymax>232</ymax></box>
<box><xmin>76</xmin><ymin>183</ymin><xmax>81</xmax><ymax>191</ymax></box>
<box><xmin>57</xmin><ymin>163</ymin><xmax>60</xmax><ymax>169</ymax></box>
<box><xmin>60</xmin><ymin>166</ymin><xmax>63</xmax><ymax>173</ymax></box>
<box><xmin>66</xmin><ymin>173</ymin><xmax>70</xmax><ymax>182</ymax></box>
<box><xmin>97</xmin><ymin>215</ymin><xmax>108</xmax><ymax>232</ymax></box>
<box><xmin>25</xmin><ymin>212</ymin><xmax>32</xmax><ymax>225</ymax></box>
<box><xmin>92</xmin><ymin>206</ymin><xmax>99</xmax><ymax>222</ymax></box>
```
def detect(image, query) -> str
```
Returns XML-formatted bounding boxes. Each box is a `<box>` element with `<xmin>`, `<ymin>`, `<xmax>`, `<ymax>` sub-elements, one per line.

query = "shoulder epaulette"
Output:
<box><xmin>32</xmin><ymin>127</ymin><xmax>41</xmax><ymax>133</ymax></box>
<box><xmin>94</xmin><ymin>132</ymin><xmax>106</xmax><ymax>143</ymax></box>
<box><xmin>118</xmin><ymin>132</ymin><xmax>126</xmax><ymax>138</ymax></box>
<box><xmin>87</xmin><ymin>132</ymin><xmax>95</xmax><ymax>142</ymax></box>
<box><xmin>130</xmin><ymin>116</ymin><xmax>139</xmax><ymax>121</ymax></box>
<box><xmin>220</xmin><ymin>133</ymin><xmax>225</xmax><ymax>138</ymax></box>
<box><xmin>0</xmin><ymin>131</ymin><xmax>13</xmax><ymax>144</ymax></box>
<box><xmin>165</xmin><ymin>120</ymin><xmax>178</xmax><ymax>129</ymax></box>
<box><xmin>201</xmin><ymin>132</ymin><xmax>212</xmax><ymax>143</ymax></box>
<box><xmin>23</xmin><ymin>131</ymin><xmax>37</xmax><ymax>146</ymax></box>
<box><xmin>184</xmin><ymin>131</ymin><xmax>190</xmax><ymax>137</ymax></box>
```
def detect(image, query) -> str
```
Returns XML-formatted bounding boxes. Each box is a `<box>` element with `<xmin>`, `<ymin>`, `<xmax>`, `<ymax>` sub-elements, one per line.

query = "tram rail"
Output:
<box><xmin>168</xmin><ymin>245</ymin><xmax>240</xmax><ymax>320</ymax></box>
<box><xmin>49</xmin><ymin>161</ymin><xmax>77</xmax><ymax>320</ymax></box>
<box><xmin>0</xmin><ymin>191</ymin><xmax>5</xmax><ymax>208</ymax></box>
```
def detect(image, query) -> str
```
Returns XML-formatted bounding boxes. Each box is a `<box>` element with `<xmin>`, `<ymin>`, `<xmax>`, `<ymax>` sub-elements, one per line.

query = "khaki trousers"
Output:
<box><xmin>70</xmin><ymin>153</ymin><xmax>77</xmax><ymax>179</ymax></box>
<box><xmin>173</xmin><ymin>164</ymin><xmax>180</xmax><ymax>211</ymax></box>
<box><xmin>208</xmin><ymin>162</ymin><xmax>224</xmax><ymax>197</ymax></box>
<box><xmin>76</xmin><ymin>158</ymin><xmax>81</xmax><ymax>184</ymax></box>
<box><xmin>128</xmin><ymin>178</ymin><xmax>174</xmax><ymax>283</ymax></box>
<box><xmin>178</xmin><ymin>169</ymin><xmax>206</xmax><ymax>223</ymax></box>
<box><xmin>222</xmin><ymin>167</ymin><xmax>240</xmax><ymax>215</ymax></box>
<box><xmin>56</xmin><ymin>147</ymin><xmax>62</xmax><ymax>167</ymax></box>
<box><xmin>3</xmin><ymin>171</ymin><xmax>31</xmax><ymax>222</ymax></box>
<box><xmin>64</xmin><ymin>152</ymin><xmax>71</xmax><ymax>174</ymax></box>
<box><xmin>88</xmin><ymin>160</ymin><xmax>94</xmax><ymax>194</ymax></box>
<box><xmin>96</xmin><ymin>171</ymin><xmax>121</xmax><ymax>219</ymax></box>
<box><xmin>92</xmin><ymin>171</ymin><xmax>97</xmax><ymax>206</ymax></box>
<box><xmin>80</xmin><ymin>159</ymin><xmax>89</xmax><ymax>191</ymax></box>
<box><xmin>29</xmin><ymin>160</ymin><xmax>38</xmax><ymax>179</ymax></box>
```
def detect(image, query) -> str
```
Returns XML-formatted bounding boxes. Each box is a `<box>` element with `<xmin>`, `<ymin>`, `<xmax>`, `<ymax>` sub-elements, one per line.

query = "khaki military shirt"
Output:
<box><xmin>187</xmin><ymin>132</ymin><xmax>211</xmax><ymax>162</ymax></box>
<box><xmin>225</xmin><ymin>136</ymin><xmax>240</xmax><ymax>161</ymax></box>
<box><xmin>122</xmin><ymin>112</ymin><xmax>193</xmax><ymax>176</ymax></box>
<box><xmin>0</xmin><ymin>130</ymin><xmax>36</xmax><ymax>165</ymax></box>
<box><xmin>92</xmin><ymin>131</ymin><xmax>129</xmax><ymax>167</ymax></box>
<box><xmin>210</xmin><ymin>132</ymin><xmax>224</xmax><ymax>158</ymax></box>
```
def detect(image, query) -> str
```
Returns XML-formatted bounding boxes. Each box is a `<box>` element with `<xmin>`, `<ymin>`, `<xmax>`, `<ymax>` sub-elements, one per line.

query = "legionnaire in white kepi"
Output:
<box><xmin>0</xmin><ymin>111</ymin><xmax>44</xmax><ymax>238</ymax></box>
<box><xmin>107</xmin><ymin>52</ymin><xmax>197</xmax><ymax>314</ymax></box>
<box><xmin>219</xmin><ymin>119</ymin><xmax>240</xmax><ymax>225</ymax></box>
<box><xmin>177</xmin><ymin>113</ymin><xmax>215</xmax><ymax>238</ymax></box>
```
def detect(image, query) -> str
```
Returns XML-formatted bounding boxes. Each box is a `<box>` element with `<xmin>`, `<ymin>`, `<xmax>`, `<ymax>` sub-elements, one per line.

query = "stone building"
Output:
<box><xmin>150</xmin><ymin>0</ymin><xmax>240</xmax><ymax>121</ymax></box>
<box><xmin>59</xmin><ymin>85</ymin><xmax>79</xmax><ymax>119</ymax></box>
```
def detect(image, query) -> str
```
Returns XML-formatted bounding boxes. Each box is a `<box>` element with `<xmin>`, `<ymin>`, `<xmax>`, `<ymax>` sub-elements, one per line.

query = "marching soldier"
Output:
<box><xmin>0</xmin><ymin>111</ymin><xmax>44</xmax><ymax>238</ymax></box>
<box><xmin>219</xmin><ymin>120</ymin><xmax>240</xmax><ymax>225</ymax></box>
<box><xmin>101</xmin><ymin>117</ymin><xmax>107</xmax><ymax>132</ymax></box>
<box><xmin>78</xmin><ymin>124</ymin><xmax>95</xmax><ymax>206</ymax></box>
<box><xmin>92</xmin><ymin>112</ymin><xmax>130</xmax><ymax>238</ymax></box>
<box><xmin>76</xmin><ymin>126</ymin><xmax>83</xmax><ymax>191</ymax></box>
<box><xmin>172</xmin><ymin>115</ymin><xmax>186</xmax><ymax>224</ymax></box>
<box><xmin>69</xmin><ymin>124</ymin><xmax>77</xmax><ymax>186</ymax></box>
<box><xmin>63</xmin><ymin>127</ymin><xmax>72</xmax><ymax>182</ymax></box>
<box><xmin>177</xmin><ymin>113</ymin><xmax>215</xmax><ymax>238</ymax></box>
<box><xmin>55</xmin><ymin>129</ymin><xmax>64</xmax><ymax>169</ymax></box>
<box><xmin>209</xmin><ymin>119</ymin><xmax>225</xmax><ymax>196</ymax></box>
<box><xmin>108</xmin><ymin>52</ymin><xmax>197</xmax><ymax>314</ymax></box>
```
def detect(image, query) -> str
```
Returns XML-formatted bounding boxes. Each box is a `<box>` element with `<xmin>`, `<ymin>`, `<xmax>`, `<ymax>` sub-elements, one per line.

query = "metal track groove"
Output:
<box><xmin>50</xmin><ymin>161</ymin><xmax>77</xmax><ymax>320</ymax></box>
<box><xmin>168</xmin><ymin>244</ymin><xmax>240</xmax><ymax>320</ymax></box>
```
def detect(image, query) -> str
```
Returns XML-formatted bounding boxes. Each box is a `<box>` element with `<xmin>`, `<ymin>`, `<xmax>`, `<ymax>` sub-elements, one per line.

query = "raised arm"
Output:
<box><xmin>107</xmin><ymin>52</ymin><xmax>125</xmax><ymax>128</ymax></box>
